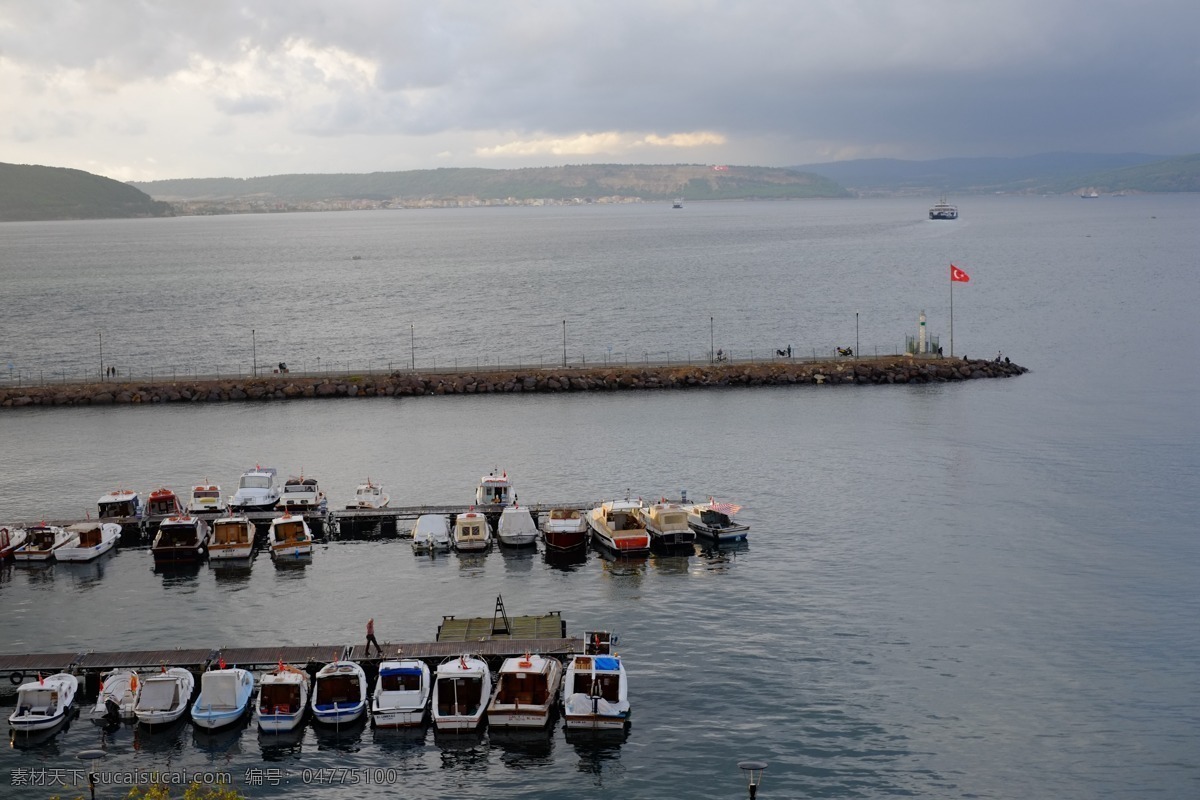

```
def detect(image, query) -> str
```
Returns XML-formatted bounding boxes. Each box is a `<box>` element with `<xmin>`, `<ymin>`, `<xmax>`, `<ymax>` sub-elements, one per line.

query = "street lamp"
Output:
<box><xmin>77</xmin><ymin>749</ymin><xmax>106</xmax><ymax>800</ymax></box>
<box><xmin>98</xmin><ymin>331</ymin><xmax>104</xmax><ymax>381</ymax></box>
<box><xmin>562</xmin><ymin>320</ymin><xmax>567</xmax><ymax>368</ymax></box>
<box><xmin>251</xmin><ymin>328</ymin><xmax>257</xmax><ymax>377</ymax></box>
<box><xmin>738</xmin><ymin>760</ymin><xmax>768</xmax><ymax>800</ymax></box>
<box><xmin>710</xmin><ymin>315</ymin><xmax>714</xmax><ymax>363</ymax></box>
<box><xmin>856</xmin><ymin>311</ymin><xmax>859</xmax><ymax>358</ymax></box>
<box><xmin>410</xmin><ymin>323</ymin><xmax>415</xmax><ymax>370</ymax></box>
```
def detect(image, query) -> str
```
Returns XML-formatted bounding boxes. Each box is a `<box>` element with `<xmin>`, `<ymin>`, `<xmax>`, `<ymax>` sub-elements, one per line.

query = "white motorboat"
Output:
<box><xmin>56</xmin><ymin>522</ymin><xmax>121</xmax><ymax>562</ymax></box>
<box><xmin>229</xmin><ymin>466</ymin><xmax>281</xmax><ymax>511</ymax></box>
<box><xmin>9</xmin><ymin>673</ymin><xmax>78</xmax><ymax>733</ymax></box>
<box><xmin>267</xmin><ymin>512</ymin><xmax>314</xmax><ymax>559</ymax></box>
<box><xmin>929</xmin><ymin>196</ymin><xmax>958</xmax><ymax>220</ymax></box>
<box><xmin>280</xmin><ymin>474</ymin><xmax>327</xmax><ymax>512</ymax></box>
<box><xmin>191</xmin><ymin>667</ymin><xmax>255</xmax><ymax>730</ymax></box>
<box><xmin>496</xmin><ymin>505</ymin><xmax>538</xmax><ymax>547</ymax></box>
<box><xmin>13</xmin><ymin>524</ymin><xmax>73</xmax><ymax>561</ymax></box>
<box><xmin>372</xmin><ymin>659</ymin><xmax>432</xmax><ymax>728</ymax></box>
<box><xmin>311</xmin><ymin>660</ymin><xmax>368</xmax><ymax>725</ymax></box>
<box><xmin>151</xmin><ymin>515</ymin><xmax>210</xmax><ymax>565</ymax></box>
<box><xmin>146</xmin><ymin>486</ymin><xmax>184</xmax><ymax>517</ymax></box>
<box><xmin>475</xmin><ymin>469</ymin><xmax>514</xmax><ymax>506</ymax></box>
<box><xmin>208</xmin><ymin>515</ymin><xmax>256</xmax><ymax>560</ymax></box>
<box><xmin>97</xmin><ymin>488</ymin><xmax>141</xmax><ymax>519</ymax></box>
<box><xmin>185</xmin><ymin>482</ymin><xmax>224</xmax><ymax>514</ymax></box>
<box><xmin>638</xmin><ymin>501</ymin><xmax>696</xmax><ymax>547</ymax></box>
<box><xmin>487</xmin><ymin>653</ymin><xmax>563</xmax><ymax>729</ymax></box>
<box><xmin>91</xmin><ymin>669</ymin><xmax>138</xmax><ymax>722</ymax></box>
<box><xmin>347</xmin><ymin>479</ymin><xmax>389</xmax><ymax>510</ymax></box>
<box><xmin>562</xmin><ymin>632</ymin><xmax>630</xmax><ymax>730</ymax></box>
<box><xmin>1</xmin><ymin>526</ymin><xmax>28</xmax><ymax>559</ymax></box>
<box><xmin>452</xmin><ymin>511</ymin><xmax>492</xmax><ymax>552</ymax></box>
<box><xmin>587</xmin><ymin>499</ymin><xmax>651</xmax><ymax>554</ymax></box>
<box><xmin>432</xmin><ymin>654</ymin><xmax>492</xmax><ymax>731</ymax></box>
<box><xmin>541</xmin><ymin>508</ymin><xmax>588</xmax><ymax>551</ymax></box>
<box><xmin>134</xmin><ymin>667</ymin><xmax>195</xmax><ymax>726</ymax></box>
<box><xmin>411</xmin><ymin>514</ymin><xmax>451</xmax><ymax>553</ymax></box>
<box><xmin>256</xmin><ymin>663</ymin><xmax>310</xmax><ymax>733</ymax></box>
<box><xmin>686</xmin><ymin>499</ymin><xmax>749</xmax><ymax>544</ymax></box>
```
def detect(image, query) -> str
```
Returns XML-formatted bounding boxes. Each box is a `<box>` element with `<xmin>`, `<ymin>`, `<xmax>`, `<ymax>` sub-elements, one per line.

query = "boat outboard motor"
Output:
<box><xmin>104</xmin><ymin>696</ymin><xmax>121</xmax><ymax>722</ymax></box>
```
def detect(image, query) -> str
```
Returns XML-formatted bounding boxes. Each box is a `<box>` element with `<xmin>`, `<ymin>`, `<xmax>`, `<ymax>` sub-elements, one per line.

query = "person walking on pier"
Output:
<box><xmin>365</xmin><ymin>618</ymin><xmax>382</xmax><ymax>657</ymax></box>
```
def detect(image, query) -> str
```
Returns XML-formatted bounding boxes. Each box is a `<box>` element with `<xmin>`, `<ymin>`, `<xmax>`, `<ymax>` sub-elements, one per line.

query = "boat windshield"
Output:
<box><xmin>283</xmin><ymin>484</ymin><xmax>313</xmax><ymax>494</ymax></box>
<box><xmin>192</xmin><ymin>490</ymin><xmax>220</xmax><ymax>500</ymax></box>
<box><xmin>240</xmin><ymin>476</ymin><xmax>271</xmax><ymax>489</ymax></box>
<box><xmin>158</xmin><ymin>526</ymin><xmax>196</xmax><ymax>547</ymax></box>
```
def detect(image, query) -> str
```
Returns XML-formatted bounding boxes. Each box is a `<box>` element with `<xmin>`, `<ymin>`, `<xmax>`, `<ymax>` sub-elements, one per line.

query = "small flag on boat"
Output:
<box><xmin>951</xmin><ymin>264</ymin><xmax>970</xmax><ymax>283</ymax></box>
<box><xmin>710</xmin><ymin>502</ymin><xmax>742</xmax><ymax>516</ymax></box>
<box><xmin>218</xmin><ymin>656</ymin><xmax>226</xmax><ymax>669</ymax></box>
<box><xmin>278</xmin><ymin>658</ymin><xmax>285</xmax><ymax>672</ymax></box>
<box><xmin>38</xmin><ymin>672</ymin><xmax>44</xmax><ymax>685</ymax></box>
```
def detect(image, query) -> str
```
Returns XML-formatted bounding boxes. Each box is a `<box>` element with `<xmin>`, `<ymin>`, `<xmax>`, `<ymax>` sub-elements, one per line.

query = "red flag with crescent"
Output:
<box><xmin>951</xmin><ymin>264</ymin><xmax>970</xmax><ymax>282</ymax></box>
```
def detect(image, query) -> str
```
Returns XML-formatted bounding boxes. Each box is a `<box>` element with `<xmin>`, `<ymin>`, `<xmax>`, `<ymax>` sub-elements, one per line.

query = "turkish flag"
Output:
<box><xmin>951</xmin><ymin>264</ymin><xmax>970</xmax><ymax>282</ymax></box>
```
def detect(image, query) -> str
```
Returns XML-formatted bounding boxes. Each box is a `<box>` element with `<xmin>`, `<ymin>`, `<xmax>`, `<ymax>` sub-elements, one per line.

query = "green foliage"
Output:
<box><xmin>50</xmin><ymin>784</ymin><xmax>244</xmax><ymax>800</ymax></box>
<box><xmin>0</xmin><ymin>162</ymin><xmax>174</xmax><ymax>221</ymax></box>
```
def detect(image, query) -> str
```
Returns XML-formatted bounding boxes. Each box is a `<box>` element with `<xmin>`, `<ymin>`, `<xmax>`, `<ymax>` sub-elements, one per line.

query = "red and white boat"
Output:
<box><xmin>541</xmin><ymin>508</ymin><xmax>588</xmax><ymax>551</ymax></box>
<box><xmin>146</xmin><ymin>487</ymin><xmax>184</xmax><ymax>518</ymax></box>
<box><xmin>587</xmin><ymin>499</ymin><xmax>650</xmax><ymax>554</ymax></box>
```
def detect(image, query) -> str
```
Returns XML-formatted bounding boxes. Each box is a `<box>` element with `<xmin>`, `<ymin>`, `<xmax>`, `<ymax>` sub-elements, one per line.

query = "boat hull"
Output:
<box><xmin>257</xmin><ymin>711</ymin><xmax>305</xmax><ymax>733</ymax></box>
<box><xmin>313</xmin><ymin>703</ymin><xmax>365</xmax><ymax>725</ymax></box>
<box><xmin>191</xmin><ymin>706</ymin><xmax>248</xmax><ymax>730</ymax></box>
<box><xmin>8</xmin><ymin>708</ymin><xmax>71</xmax><ymax>732</ymax></box>
<box><xmin>543</xmin><ymin>529</ymin><xmax>588</xmax><ymax>550</ymax></box>
<box><xmin>371</xmin><ymin>707</ymin><xmax>427</xmax><ymax>728</ymax></box>
<box><xmin>209</xmin><ymin>544</ymin><xmax>254</xmax><ymax>560</ymax></box>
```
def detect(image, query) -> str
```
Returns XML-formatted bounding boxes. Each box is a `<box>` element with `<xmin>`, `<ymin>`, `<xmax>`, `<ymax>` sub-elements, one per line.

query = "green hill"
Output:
<box><xmin>1043</xmin><ymin>153</ymin><xmax>1200</xmax><ymax>194</ymax></box>
<box><xmin>0</xmin><ymin>162</ymin><xmax>173</xmax><ymax>221</ymax></box>
<box><xmin>133</xmin><ymin>164</ymin><xmax>849</xmax><ymax>204</ymax></box>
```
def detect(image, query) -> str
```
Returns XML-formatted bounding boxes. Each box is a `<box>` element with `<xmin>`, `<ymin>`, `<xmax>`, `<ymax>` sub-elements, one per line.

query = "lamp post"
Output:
<box><xmin>410</xmin><ymin>323</ymin><xmax>415</xmax><ymax>370</ymax></box>
<box><xmin>710</xmin><ymin>315</ymin><xmax>714</xmax><ymax>363</ymax></box>
<box><xmin>738</xmin><ymin>760</ymin><xmax>768</xmax><ymax>800</ymax></box>
<box><xmin>562</xmin><ymin>319</ymin><xmax>567</xmax><ymax>368</ymax></box>
<box><xmin>98</xmin><ymin>331</ymin><xmax>104</xmax><ymax>381</ymax></box>
<box><xmin>856</xmin><ymin>311</ymin><xmax>859</xmax><ymax>358</ymax></box>
<box><xmin>251</xmin><ymin>328</ymin><xmax>257</xmax><ymax>377</ymax></box>
<box><xmin>77</xmin><ymin>749</ymin><xmax>106</xmax><ymax>800</ymax></box>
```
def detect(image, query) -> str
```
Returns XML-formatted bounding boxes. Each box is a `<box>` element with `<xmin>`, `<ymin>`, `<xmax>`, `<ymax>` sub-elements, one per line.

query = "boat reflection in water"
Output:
<box><xmin>258</xmin><ymin>726</ymin><xmax>307</xmax><ymax>759</ymax></box>
<box><xmin>372</xmin><ymin>723</ymin><xmax>429</xmax><ymax>754</ymax></box>
<box><xmin>433</xmin><ymin>727</ymin><xmax>489</xmax><ymax>768</ymax></box>
<box><xmin>543</xmin><ymin>546</ymin><xmax>588</xmax><ymax>572</ymax></box>
<box><xmin>312</xmin><ymin>715</ymin><xmax>367</xmax><ymax>752</ymax></box>
<box><xmin>566</xmin><ymin>726</ymin><xmax>629</xmax><ymax>785</ymax></box>
<box><xmin>192</xmin><ymin>716</ymin><xmax>251</xmax><ymax>755</ymax></box>
<box><xmin>489</xmin><ymin>725</ymin><xmax>556</xmax><ymax>764</ymax></box>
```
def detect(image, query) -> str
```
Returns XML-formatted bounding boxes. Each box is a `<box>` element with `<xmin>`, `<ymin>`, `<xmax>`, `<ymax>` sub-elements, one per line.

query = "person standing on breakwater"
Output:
<box><xmin>365</xmin><ymin>618</ymin><xmax>382</xmax><ymax>657</ymax></box>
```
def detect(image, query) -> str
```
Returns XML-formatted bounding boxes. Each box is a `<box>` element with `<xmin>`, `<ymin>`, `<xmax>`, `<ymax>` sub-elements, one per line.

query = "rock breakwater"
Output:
<box><xmin>0</xmin><ymin>357</ymin><xmax>1027</xmax><ymax>410</ymax></box>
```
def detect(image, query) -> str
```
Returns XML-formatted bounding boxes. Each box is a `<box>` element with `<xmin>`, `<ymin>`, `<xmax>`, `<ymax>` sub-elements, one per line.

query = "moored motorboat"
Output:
<box><xmin>488</xmin><ymin>653</ymin><xmax>563</xmax><ymax>728</ymax></box>
<box><xmin>280</xmin><ymin>474</ymin><xmax>327</xmax><ymax>512</ymax></box>
<box><xmin>134</xmin><ymin>667</ymin><xmax>195</xmax><ymax>726</ymax></box>
<box><xmin>256</xmin><ymin>663</ymin><xmax>310</xmax><ymax>733</ymax></box>
<box><xmin>347</xmin><ymin>479</ymin><xmax>389</xmax><ymax>510</ymax></box>
<box><xmin>185</xmin><ymin>483</ymin><xmax>224</xmax><ymax>514</ymax></box>
<box><xmin>208</xmin><ymin>515</ymin><xmax>256</xmax><ymax>560</ymax></box>
<box><xmin>372</xmin><ymin>659</ymin><xmax>432</xmax><ymax>728</ymax></box>
<box><xmin>267</xmin><ymin>511</ymin><xmax>314</xmax><ymax>559</ymax></box>
<box><xmin>638</xmin><ymin>501</ymin><xmax>696</xmax><ymax>547</ymax></box>
<box><xmin>229</xmin><ymin>466</ymin><xmax>281</xmax><ymax>512</ymax></box>
<box><xmin>91</xmin><ymin>669</ymin><xmax>138</xmax><ymax>723</ymax></box>
<box><xmin>311</xmin><ymin>660</ymin><xmax>368</xmax><ymax>725</ymax></box>
<box><xmin>496</xmin><ymin>505</ymin><xmax>538</xmax><ymax>547</ymax></box>
<box><xmin>97</xmin><ymin>489</ymin><xmax>141</xmax><ymax>519</ymax></box>
<box><xmin>432</xmin><ymin>654</ymin><xmax>492</xmax><ymax>731</ymax></box>
<box><xmin>562</xmin><ymin>632</ymin><xmax>630</xmax><ymax>730</ymax></box>
<box><xmin>686</xmin><ymin>499</ymin><xmax>749</xmax><ymax>543</ymax></box>
<box><xmin>151</xmin><ymin>515</ymin><xmax>210</xmax><ymax>564</ymax></box>
<box><xmin>587</xmin><ymin>499</ymin><xmax>651</xmax><ymax>554</ymax></box>
<box><xmin>56</xmin><ymin>522</ymin><xmax>121</xmax><ymax>562</ymax></box>
<box><xmin>411</xmin><ymin>514</ymin><xmax>451</xmax><ymax>553</ymax></box>
<box><xmin>13</xmin><ymin>524</ymin><xmax>73</xmax><ymax>561</ymax></box>
<box><xmin>476</xmin><ymin>470</ymin><xmax>514</xmax><ymax>506</ymax></box>
<box><xmin>542</xmin><ymin>508</ymin><xmax>588</xmax><ymax>551</ymax></box>
<box><xmin>9</xmin><ymin>672</ymin><xmax>78</xmax><ymax>733</ymax></box>
<box><xmin>0</xmin><ymin>526</ymin><xmax>28</xmax><ymax>559</ymax></box>
<box><xmin>452</xmin><ymin>511</ymin><xmax>492</xmax><ymax>552</ymax></box>
<box><xmin>191</xmin><ymin>667</ymin><xmax>255</xmax><ymax>730</ymax></box>
<box><xmin>146</xmin><ymin>487</ymin><xmax>184</xmax><ymax>518</ymax></box>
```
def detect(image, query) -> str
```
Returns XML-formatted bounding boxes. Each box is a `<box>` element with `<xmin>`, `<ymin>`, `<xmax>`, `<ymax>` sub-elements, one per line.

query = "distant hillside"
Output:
<box><xmin>134</xmin><ymin>164</ymin><xmax>849</xmax><ymax>204</ymax></box>
<box><xmin>0</xmin><ymin>162</ymin><xmax>173</xmax><ymax>221</ymax></box>
<box><xmin>792</xmin><ymin>152</ymin><xmax>1191</xmax><ymax>195</ymax></box>
<box><xmin>1041</xmin><ymin>153</ymin><xmax>1200</xmax><ymax>194</ymax></box>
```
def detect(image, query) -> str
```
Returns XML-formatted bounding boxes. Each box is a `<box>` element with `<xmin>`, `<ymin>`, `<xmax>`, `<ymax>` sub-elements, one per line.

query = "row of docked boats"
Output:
<box><xmin>11</xmin><ymin>634</ymin><xmax>629</xmax><ymax>740</ymax></box>
<box><xmin>0</xmin><ymin>522</ymin><xmax>121</xmax><ymax>562</ymax></box>
<box><xmin>150</xmin><ymin>509</ymin><xmax>314</xmax><ymax>565</ymax></box>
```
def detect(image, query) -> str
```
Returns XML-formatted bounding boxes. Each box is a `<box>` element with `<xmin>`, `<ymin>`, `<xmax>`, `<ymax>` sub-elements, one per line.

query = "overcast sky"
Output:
<box><xmin>2</xmin><ymin>1</ymin><xmax>1196</xmax><ymax>181</ymax></box>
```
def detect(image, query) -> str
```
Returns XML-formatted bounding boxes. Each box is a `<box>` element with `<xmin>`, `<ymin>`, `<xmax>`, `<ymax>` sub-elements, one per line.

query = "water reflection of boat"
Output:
<box><xmin>489</xmin><ymin>725</ymin><xmax>555</xmax><ymax>759</ymax></box>
<box><xmin>9</xmin><ymin>711</ymin><xmax>77</xmax><ymax>751</ymax></box>
<box><xmin>432</xmin><ymin>726</ymin><xmax>488</xmax><ymax>759</ymax></box>
<box><xmin>312</xmin><ymin>715</ymin><xmax>367</xmax><ymax>751</ymax></box>
<box><xmin>372</xmin><ymin>723</ymin><xmax>429</xmax><ymax>753</ymax></box>
<box><xmin>543</xmin><ymin>546</ymin><xmax>588</xmax><ymax>572</ymax></box>
<box><xmin>192</xmin><ymin>715</ymin><xmax>250</xmax><ymax>754</ymax></box>
<box><xmin>58</xmin><ymin>548</ymin><xmax>118</xmax><ymax>586</ymax></box>
<box><xmin>258</xmin><ymin>725</ymin><xmax>307</xmax><ymax>756</ymax></box>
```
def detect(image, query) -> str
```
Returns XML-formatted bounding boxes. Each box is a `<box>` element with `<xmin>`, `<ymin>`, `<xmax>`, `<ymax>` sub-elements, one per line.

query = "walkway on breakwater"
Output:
<box><xmin>0</xmin><ymin>356</ymin><xmax>1027</xmax><ymax>410</ymax></box>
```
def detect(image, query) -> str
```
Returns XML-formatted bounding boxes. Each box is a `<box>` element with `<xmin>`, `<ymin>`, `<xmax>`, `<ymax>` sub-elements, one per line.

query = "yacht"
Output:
<box><xmin>134</xmin><ymin>667</ymin><xmax>195</xmax><ymax>726</ymax></box>
<box><xmin>452</xmin><ymin>511</ymin><xmax>492</xmax><ymax>552</ymax></box>
<box><xmin>638</xmin><ymin>501</ymin><xmax>696</xmax><ymax>547</ymax></box>
<box><xmin>279</xmin><ymin>474</ymin><xmax>327</xmax><ymax>512</ymax></box>
<box><xmin>151</xmin><ymin>515</ymin><xmax>210</xmax><ymax>564</ymax></box>
<box><xmin>185</xmin><ymin>482</ymin><xmax>224</xmax><ymax>514</ymax></box>
<box><xmin>256</xmin><ymin>663</ymin><xmax>310</xmax><ymax>733</ymax></box>
<box><xmin>97</xmin><ymin>489</ymin><xmax>141</xmax><ymax>519</ymax></box>
<box><xmin>267</xmin><ymin>511</ymin><xmax>314</xmax><ymax>559</ymax></box>
<box><xmin>487</xmin><ymin>653</ymin><xmax>563</xmax><ymax>728</ymax></box>
<box><xmin>9</xmin><ymin>673</ymin><xmax>78</xmax><ymax>733</ymax></box>
<box><xmin>208</xmin><ymin>514</ymin><xmax>256</xmax><ymax>560</ymax></box>
<box><xmin>541</xmin><ymin>508</ymin><xmax>588</xmax><ymax>551</ymax></box>
<box><xmin>929</xmin><ymin>196</ymin><xmax>958</xmax><ymax>220</ymax></box>
<box><xmin>55</xmin><ymin>522</ymin><xmax>121</xmax><ymax>562</ymax></box>
<box><xmin>229</xmin><ymin>466</ymin><xmax>281</xmax><ymax>512</ymax></box>
<box><xmin>347</xmin><ymin>479</ymin><xmax>389</xmax><ymax>510</ymax></box>
<box><xmin>432</xmin><ymin>654</ymin><xmax>492</xmax><ymax>731</ymax></box>
<box><xmin>372</xmin><ymin>659</ymin><xmax>432</xmax><ymax>728</ymax></box>
<box><xmin>411</xmin><ymin>514</ymin><xmax>451</xmax><ymax>553</ymax></box>
<box><xmin>475</xmin><ymin>470</ymin><xmax>514</xmax><ymax>506</ymax></box>
<box><xmin>496</xmin><ymin>505</ymin><xmax>539</xmax><ymax>547</ymax></box>
<box><xmin>146</xmin><ymin>487</ymin><xmax>184</xmax><ymax>517</ymax></box>
<box><xmin>587</xmin><ymin>499</ymin><xmax>651</xmax><ymax>554</ymax></box>
<box><xmin>13</xmin><ymin>524</ymin><xmax>73</xmax><ymax>561</ymax></box>
<box><xmin>191</xmin><ymin>667</ymin><xmax>255</xmax><ymax>730</ymax></box>
<box><xmin>311</xmin><ymin>660</ymin><xmax>368</xmax><ymax>725</ymax></box>
<box><xmin>686</xmin><ymin>499</ymin><xmax>749</xmax><ymax>544</ymax></box>
<box><xmin>562</xmin><ymin>631</ymin><xmax>630</xmax><ymax>730</ymax></box>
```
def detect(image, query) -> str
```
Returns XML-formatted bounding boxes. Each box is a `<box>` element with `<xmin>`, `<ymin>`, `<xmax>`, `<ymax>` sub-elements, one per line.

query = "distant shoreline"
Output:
<box><xmin>1</xmin><ymin>357</ymin><xmax>1027</xmax><ymax>410</ymax></box>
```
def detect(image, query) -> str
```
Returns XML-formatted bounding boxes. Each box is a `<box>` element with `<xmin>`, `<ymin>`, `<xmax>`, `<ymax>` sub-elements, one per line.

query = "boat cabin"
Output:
<box><xmin>190</xmin><ymin>485</ymin><xmax>221</xmax><ymax>507</ymax></box>
<box><xmin>281</xmin><ymin>477</ymin><xmax>321</xmax><ymax>507</ymax></box>
<box><xmin>69</xmin><ymin>524</ymin><xmax>105</xmax><ymax>549</ymax></box>
<box><xmin>212</xmin><ymin>519</ymin><xmax>252</xmax><ymax>546</ymax></box>
<box><xmin>15</xmin><ymin>687</ymin><xmax>61</xmax><ymax>717</ymax></box>
<box><xmin>24</xmin><ymin>526</ymin><xmax>61</xmax><ymax>550</ymax></box>
<box><xmin>315</xmin><ymin>673</ymin><xmax>362</xmax><ymax>707</ymax></box>
<box><xmin>476</xmin><ymin>471</ymin><xmax>513</xmax><ymax>505</ymax></box>
<box><xmin>259</xmin><ymin>682</ymin><xmax>303</xmax><ymax>715</ymax></box>
<box><xmin>435</xmin><ymin>673</ymin><xmax>485</xmax><ymax>716</ymax></box>
<box><xmin>604</xmin><ymin>507</ymin><xmax>645</xmax><ymax>532</ymax></box>
<box><xmin>98</xmin><ymin>490</ymin><xmax>140</xmax><ymax>519</ymax></box>
<box><xmin>378</xmin><ymin>665</ymin><xmax>424</xmax><ymax>693</ymax></box>
<box><xmin>147</xmin><ymin>488</ymin><xmax>182</xmax><ymax>516</ymax></box>
<box><xmin>240</xmin><ymin>472</ymin><xmax>275</xmax><ymax>491</ymax></box>
<box><xmin>549</xmin><ymin>508</ymin><xmax>581</xmax><ymax>523</ymax></box>
<box><xmin>493</xmin><ymin>664</ymin><xmax>552</xmax><ymax>708</ymax></box>
<box><xmin>273</xmin><ymin>518</ymin><xmax>308</xmax><ymax>544</ymax></box>
<box><xmin>156</xmin><ymin>521</ymin><xmax>201</xmax><ymax>548</ymax></box>
<box><xmin>569</xmin><ymin>656</ymin><xmax>622</xmax><ymax>701</ymax></box>
<box><xmin>135</xmin><ymin>677</ymin><xmax>184</xmax><ymax>713</ymax></box>
<box><xmin>455</xmin><ymin>514</ymin><xmax>489</xmax><ymax>543</ymax></box>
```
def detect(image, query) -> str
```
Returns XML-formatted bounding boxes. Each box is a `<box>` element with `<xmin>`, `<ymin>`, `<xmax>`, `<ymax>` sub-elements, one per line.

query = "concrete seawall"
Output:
<box><xmin>0</xmin><ymin>356</ymin><xmax>1027</xmax><ymax>410</ymax></box>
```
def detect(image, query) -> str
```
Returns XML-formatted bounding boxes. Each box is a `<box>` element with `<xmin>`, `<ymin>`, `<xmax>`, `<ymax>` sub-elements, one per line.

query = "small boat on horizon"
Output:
<box><xmin>929</xmin><ymin>196</ymin><xmax>958</xmax><ymax>220</ymax></box>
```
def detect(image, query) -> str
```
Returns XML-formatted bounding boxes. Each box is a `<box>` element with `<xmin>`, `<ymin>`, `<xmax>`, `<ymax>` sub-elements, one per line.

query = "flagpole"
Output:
<box><xmin>950</xmin><ymin>267</ymin><xmax>954</xmax><ymax>358</ymax></box>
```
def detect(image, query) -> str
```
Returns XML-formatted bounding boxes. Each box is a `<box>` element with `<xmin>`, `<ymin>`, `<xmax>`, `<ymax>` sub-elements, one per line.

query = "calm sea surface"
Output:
<box><xmin>1</xmin><ymin>198</ymin><xmax>1198</xmax><ymax>799</ymax></box>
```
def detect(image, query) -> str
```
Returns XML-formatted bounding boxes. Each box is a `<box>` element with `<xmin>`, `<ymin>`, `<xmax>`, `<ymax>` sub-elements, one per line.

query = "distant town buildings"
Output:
<box><xmin>170</xmin><ymin>195</ymin><xmax>645</xmax><ymax>215</ymax></box>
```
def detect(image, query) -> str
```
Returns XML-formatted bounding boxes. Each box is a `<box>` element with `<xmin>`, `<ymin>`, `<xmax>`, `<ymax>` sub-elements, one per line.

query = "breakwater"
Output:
<box><xmin>0</xmin><ymin>356</ymin><xmax>1026</xmax><ymax>409</ymax></box>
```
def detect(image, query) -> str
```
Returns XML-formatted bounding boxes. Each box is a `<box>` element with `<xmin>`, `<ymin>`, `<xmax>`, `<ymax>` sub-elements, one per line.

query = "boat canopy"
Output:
<box><xmin>68</xmin><ymin>524</ymin><xmax>104</xmax><ymax>547</ymax></box>
<box><xmin>136</xmin><ymin>679</ymin><xmax>180</xmax><ymax>711</ymax></box>
<box><xmin>200</xmin><ymin>673</ymin><xmax>243</xmax><ymax>709</ymax></box>
<box><xmin>594</xmin><ymin>656</ymin><xmax>620</xmax><ymax>671</ymax></box>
